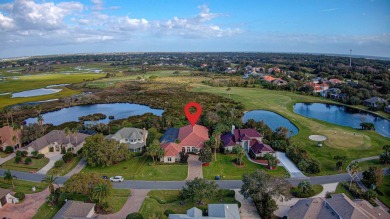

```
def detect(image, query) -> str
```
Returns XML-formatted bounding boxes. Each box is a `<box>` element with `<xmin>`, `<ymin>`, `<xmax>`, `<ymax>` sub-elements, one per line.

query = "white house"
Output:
<box><xmin>106</xmin><ymin>127</ymin><xmax>148</xmax><ymax>152</ymax></box>
<box><xmin>0</xmin><ymin>188</ymin><xmax>19</xmax><ymax>208</ymax></box>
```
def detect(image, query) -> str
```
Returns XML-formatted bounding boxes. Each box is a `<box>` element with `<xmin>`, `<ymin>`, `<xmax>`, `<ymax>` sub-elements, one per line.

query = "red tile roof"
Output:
<box><xmin>161</xmin><ymin>143</ymin><xmax>181</xmax><ymax>157</ymax></box>
<box><xmin>263</xmin><ymin>75</ymin><xmax>276</xmax><ymax>82</ymax></box>
<box><xmin>0</xmin><ymin>126</ymin><xmax>21</xmax><ymax>148</ymax></box>
<box><xmin>250</xmin><ymin>140</ymin><xmax>274</xmax><ymax>154</ymax></box>
<box><xmin>178</xmin><ymin>125</ymin><xmax>209</xmax><ymax>148</ymax></box>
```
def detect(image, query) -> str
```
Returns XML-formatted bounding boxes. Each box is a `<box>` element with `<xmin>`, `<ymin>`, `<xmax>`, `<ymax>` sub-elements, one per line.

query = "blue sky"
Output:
<box><xmin>0</xmin><ymin>0</ymin><xmax>389</xmax><ymax>58</ymax></box>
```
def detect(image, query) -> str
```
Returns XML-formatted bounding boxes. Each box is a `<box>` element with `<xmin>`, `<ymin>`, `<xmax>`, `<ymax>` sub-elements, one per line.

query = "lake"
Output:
<box><xmin>25</xmin><ymin>103</ymin><xmax>164</xmax><ymax>126</ymax></box>
<box><xmin>12</xmin><ymin>88</ymin><xmax>62</xmax><ymax>98</ymax></box>
<box><xmin>293</xmin><ymin>103</ymin><xmax>390</xmax><ymax>138</ymax></box>
<box><xmin>243</xmin><ymin>110</ymin><xmax>298</xmax><ymax>136</ymax></box>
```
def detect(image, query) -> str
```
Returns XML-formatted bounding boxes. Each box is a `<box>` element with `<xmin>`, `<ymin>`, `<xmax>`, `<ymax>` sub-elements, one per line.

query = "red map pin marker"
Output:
<box><xmin>184</xmin><ymin>102</ymin><xmax>202</xmax><ymax>126</ymax></box>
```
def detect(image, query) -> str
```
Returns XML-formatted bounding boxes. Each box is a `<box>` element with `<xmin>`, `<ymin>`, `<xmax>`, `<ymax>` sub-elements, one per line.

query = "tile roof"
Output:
<box><xmin>53</xmin><ymin>200</ymin><xmax>95</xmax><ymax>219</ymax></box>
<box><xmin>0</xmin><ymin>126</ymin><xmax>21</xmax><ymax>147</ymax></box>
<box><xmin>0</xmin><ymin>188</ymin><xmax>11</xmax><ymax>199</ymax></box>
<box><xmin>178</xmin><ymin>125</ymin><xmax>209</xmax><ymax>148</ymax></box>
<box><xmin>233</xmin><ymin>129</ymin><xmax>262</xmax><ymax>142</ymax></box>
<box><xmin>27</xmin><ymin>130</ymin><xmax>90</xmax><ymax>151</ymax></box>
<box><xmin>161</xmin><ymin>142</ymin><xmax>181</xmax><ymax>157</ymax></box>
<box><xmin>263</xmin><ymin>75</ymin><xmax>276</xmax><ymax>82</ymax></box>
<box><xmin>250</xmin><ymin>140</ymin><xmax>274</xmax><ymax>154</ymax></box>
<box><xmin>221</xmin><ymin>133</ymin><xmax>236</xmax><ymax>147</ymax></box>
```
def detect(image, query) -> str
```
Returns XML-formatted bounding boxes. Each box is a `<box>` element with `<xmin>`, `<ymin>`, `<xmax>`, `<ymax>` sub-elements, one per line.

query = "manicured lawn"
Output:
<box><xmin>82</xmin><ymin>156</ymin><xmax>188</xmax><ymax>181</ymax></box>
<box><xmin>139</xmin><ymin>190</ymin><xmax>240</xmax><ymax>218</ymax></box>
<box><xmin>0</xmin><ymin>157</ymin><xmax>49</xmax><ymax>172</ymax></box>
<box><xmin>32</xmin><ymin>189</ymin><xmax>131</xmax><ymax>219</ymax></box>
<box><xmin>334</xmin><ymin>183</ymin><xmax>355</xmax><ymax>199</ymax></box>
<box><xmin>47</xmin><ymin>156</ymin><xmax>82</xmax><ymax>176</ymax></box>
<box><xmin>0</xmin><ymin>152</ymin><xmax>11</xmax><ymax>158</ymax></box>
<box><xmin>376</xmin><ymin>175</ymin><xmax>390</xmax><ymax>208</ymax></box>
<box><xmin>0</xmin><ymin>178</ymin><xmax>48</xmax><ymax>194</ymax></box>
<box><xmin>358</xmin><ymin>159</ymin><xmax>389</xmax><ymax>171</ymax></box>
<box><xmin>193</xmin><ymin>84</ymin><xmax>390</xmax><ymax>176</ymax></box>
<box><xmin>291</xmin><ymin>184</ymin><xmax>323</xmax><ymax>198</ymax></box>
<box><xmin>203</xmin><ymin>153</ymin><xmax>289</xmax><ymax>180</ymax></box>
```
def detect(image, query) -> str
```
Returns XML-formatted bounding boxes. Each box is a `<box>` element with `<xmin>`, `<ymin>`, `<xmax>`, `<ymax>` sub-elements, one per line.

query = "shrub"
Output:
<box><xmin>21</xmin><ymin>151</ymin><xmax>28</xmax><ymax>157</ymax></box>
<box><xmin>164</xmin><ymin>209</ymin><xmax>175</xmax><ymax>217</ymax></box>
<box><xmin>61</xmin><ymin>147</ymin><xmax>66</xmax><ymax>154</ymax></box>
<box><xmin>16</xmin><ymin>151</ymin><xmax>22</xmax><ymax>157</ymax></box>
<box><xmin>31</xmin><ymin>151</ymin><xmax>38</xmax><ymax>157</ymax></box>
<box><xmin>14</xmin><ymin>192</ymin><xmax>25</xmax><ymax>201</ymax></box>
<box><xmin>54</xmin><ymin>160</ymin><xmax>65</xmax><ymax>168</ymax></box>
<box><xmin>126</xmin><ymin>213</ymin><xmax>143</xmax><ymax>219</ymax></box>
<box><xmin>5</xmin><ymin>146</ymin><xmax>14</xmax><ymax>153</ymax></box>
<box><xmin>15</xmin><ymin>156</ymin><xmax>22</xmax><ymax>163</ymax></box>
<box><xmin>62</xmin><ymin>152</ymin><xmax>74</xmax><ymax>163</ymax></box>
<box><xmin>24</xmin><ymin>157</ymin><xmax>32</xmax><ymax>165</ymax></box>
<box><xmin>36</xmin><ymin>153</ymin><xmax>45</xmax><ymax>159</ymax></box>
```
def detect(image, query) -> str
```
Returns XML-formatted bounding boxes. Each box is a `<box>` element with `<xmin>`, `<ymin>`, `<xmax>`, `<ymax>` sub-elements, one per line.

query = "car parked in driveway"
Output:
<box><xmin>110</xmin><ymin>176</ymin><xmax>124</xmax><ymax>182</ymax></box>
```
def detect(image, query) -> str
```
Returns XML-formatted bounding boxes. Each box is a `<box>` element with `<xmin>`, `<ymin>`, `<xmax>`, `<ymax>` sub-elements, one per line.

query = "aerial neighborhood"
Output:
<box><xmin>0</xmin><ymin>51</ymin><xmax>389</xmax><ymax>219</ymax></box>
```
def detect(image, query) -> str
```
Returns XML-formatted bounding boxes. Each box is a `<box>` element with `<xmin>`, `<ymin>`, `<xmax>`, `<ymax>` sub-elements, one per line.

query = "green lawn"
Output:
<box><xmin>291</xmin><ymin>184</ymin><xmax>323</xmax><ymax>198</ymax></box>
<box><xmin>203</xmin><ymin>153</ymin><xmax>289</xmax><ymax>180</ymax></box>
<box><xmin>82</xmin><ymin>156</ymin><xmax>188</xmax><ymax>181</ymax></box>
<box><xmin>0</xmin><ymin>157</ymin><xmax>49</xmax><ymax>172</ymax></box>
<box><xmin>0</xmin><ymin>152</ymin><xmax>11</xmax><ymax>158</ymax></box>
<box><xmin>358</xmin><ymin>159</ymin><xmax>389</xmax><ymax>171</ymax></box>
<box><xmin>32</xmin><ymin>189</ymin><xmax>130</xmax><ymax>219</ymax></box>
<box><xmin>0</xmin><ymin>178</ymin><xmax>48</xmax><ymax>194</ymax></box>
<box><xmin>376</xmin><ymin>175</ymin><xmax>390</xmax><ymax>208</ymax></box>
<box><xmin>47</xmin><ymin>156</ymin><xmax>82</xmax><ymax>176</ymax></box>
<box><xmin>334</xmin><ymin>183</ymin><xmax>355</xmax><ymax>199</ymax></box>
<box><xmin>193</xmin><ymin>84</ymin><xmax>390</xmax><ymax>176</ymax></box>
<box><xmin>139</xmin><ymin>190</ymin><xmax>240</xmax><ymax>218</ymax></box>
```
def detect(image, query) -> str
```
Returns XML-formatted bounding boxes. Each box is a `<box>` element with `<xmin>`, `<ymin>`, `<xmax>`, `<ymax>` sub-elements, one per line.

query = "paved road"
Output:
<box><xmin>353</xmin><ymin>156</ymin><xmax>379</xmax><ymax>163</ymax></box>
<box><xmin>276</xmin><ymin>152</ymin><xmax>306</xmax><ymax>178</ymax></box>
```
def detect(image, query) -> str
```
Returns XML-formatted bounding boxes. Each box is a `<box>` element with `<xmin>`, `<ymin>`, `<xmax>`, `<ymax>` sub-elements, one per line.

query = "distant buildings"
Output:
<box><xmin>169</xmin><ymin>204</ymin><xmax>240</xmax><ymax>219</ymax></box>
<box><xmin>363</xmin><ymin>97</ymin><xmax>387</xmax><ymax>109</ymax></box>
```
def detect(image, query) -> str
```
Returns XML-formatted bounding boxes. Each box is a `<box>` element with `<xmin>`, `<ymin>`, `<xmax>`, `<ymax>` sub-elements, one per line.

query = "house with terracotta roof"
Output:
<box><xmin>287</xmin><ymin>193</ymin><xmax>389</xmax><ymax>219</ymax></box>
<box><xmin>221</xmin><ymin>125</ymin><xmax>274</xmax><ymax>158</ymax></box>
<box><xmin>328</xmin><ymin>78</ymin><xmax>343</xmax><ymax>84</ymax></box>
<box><xmin>24</xmin><ymin>130</ymin><xmax>90</xmax><ymax>155</ymax></box>
<box><xmin>160</xmin><ymin>124</ymin><xmax>209</xmax><ymax>163</ymax></box>
<box><xmin>305</xmin><ymin>82</ymin><xmax>329</xmax><ymax>93</ymax></box>
<box><xmin>0</xmin><ymin>126</ymin><xmax>22</xmax><ymax>150</ymax></box>
<box><xmin>263</xmin><ymin>75</ymin><xmax>276</xmax><ymax>82</ymax></box>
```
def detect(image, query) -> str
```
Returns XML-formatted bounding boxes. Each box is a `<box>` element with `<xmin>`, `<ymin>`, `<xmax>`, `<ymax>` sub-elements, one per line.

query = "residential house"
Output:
<box><xmin>272</xmin><ymin>78</ymin><xmax>288</xmax><ymax>86</ymax></box>
<box><xmin>305</xmin><ymin>82</ymin><xmax>329</xmax><ymax>93</ymax></box>
<box><xmin>0</xmin><ymin>126</ymin><xmax>22</xmax><ymax>150</ymax></box>
<box><xmin>169</xmin><ymin>204</ymin><xmax>240</xmax><ymax>219</ymax></box>
<box><xmin>0</xmin><ymin>188</ymin><xmax>19</xmax><ymax>208</ymax></box>
<box><xmin>328</xmin><ymin>78</ymin><xmax>343</xmax><ymax>84</ymax></box>
<box><xmin>160</xmin><ymin>125</ymin><xmax>209</xmax><ymax>163</ymax></box>
<box><xmin>221</xmin><ymin>126</ymin><xmax>274</xmax><ymax>158</ymax></box>
<box><xmin>106</xmin><ymin>127</ymin><xmax>147</xmax><ymax>152</ymax></box>
<box><xmin>263</xmin><ymin>75</ymin><xmax>276</xmax><ymax>82</ymax></box>
<box><xmin>363</xmin><ymin>97</ymin><xmax>387</xmax><ymax>109</ymax></box>
<box><xmin>24</xmin><ymin>130</ymin><xmax>90</xmax><ymax>155</ymax></box>
<box><xmin>287</xmin><ymin>193</ymin><xmax>389</xmax><ymax>219</ymax></box>
<box><xmin>385</xmin><ymin>105</ymin><xmax>390</xmax><ymax>114</ymax></box>
<box><xmin>53</xmin><ymin>200</ymin><xmax>95</xmax><ymax>219</ymax></box>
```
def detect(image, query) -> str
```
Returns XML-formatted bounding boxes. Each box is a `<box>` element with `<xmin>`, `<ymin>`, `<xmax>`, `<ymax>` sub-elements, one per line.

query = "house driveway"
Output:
<box><xmin>234</xmin><ymin>189</ymin><xmax>260</xmax><ymax>219</ymax></box>
<box><xmin>97</xmin><ymin>189</ymin><xmax>149</xmax><ymax>219</ymax></box>
<box><xmin>186</xmin><ymin>155</ymin><xmax>203</xmax><ymax>180</ymax></box>
<box><xmin>64</xmin><ymin>158</ymin><xmax>86</xmax><ymax>177</ymax></box>
<box><xmin>0</xmin><ymin>153</ymin><xmax>15</xmax><ymax>165</ymax></box>
<box><xmin>275</xmin><ymin>152</ymin><xmax>306</xmax><ymax>178</ymax></box>
<box><xmin>0</xmin><ymin>188</ymin><xmax>50</xmax><ymax>218</ymax></box>
<box><xmin>36</xmin><ymin>152</ymin><xmax>63</xmax><ymax>174</ymax></box>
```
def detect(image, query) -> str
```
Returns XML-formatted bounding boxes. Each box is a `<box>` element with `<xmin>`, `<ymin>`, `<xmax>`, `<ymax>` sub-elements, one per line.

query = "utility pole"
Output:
<box><xmin>349</xmin><ymin>49</ymin><xmax>352</xmax><ymax>68</ymax></box>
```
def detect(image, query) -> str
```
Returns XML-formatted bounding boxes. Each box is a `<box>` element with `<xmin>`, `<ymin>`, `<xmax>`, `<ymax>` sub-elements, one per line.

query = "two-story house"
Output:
<box><xmin>107</xmin><ymin>127</ymin><xmax>148</xmax><ymax>152</ymax></box>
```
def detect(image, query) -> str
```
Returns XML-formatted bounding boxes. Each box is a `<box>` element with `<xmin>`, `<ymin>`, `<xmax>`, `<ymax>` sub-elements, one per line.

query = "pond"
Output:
<box><xmin>243</xmin><ymin>110</ymin><xmax>298</xmax><ymax>136</ymax></box>
<box><xmin>293</xmin><ymin>103</ymin><xmax>390</xmax><ymax>138</ymax></box>
<box><xmin>25</xmin><ymin>103</ymin><xmax>164</xmax><ymax>126</ymax></box>
<box><xmin>12</xmin><ymin>88</ymin><xmax>62</xmax><ymax>98</ymax></box>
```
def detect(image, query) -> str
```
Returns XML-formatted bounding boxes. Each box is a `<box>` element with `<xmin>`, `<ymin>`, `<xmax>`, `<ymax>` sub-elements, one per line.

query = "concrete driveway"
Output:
<box><xmin>276</xmin><ymin>152</ymin><xmax>306</xmax><ymax>178</ymax></box>
<box><xmin>37</xmin><ymin>152</ymin><xmax>63</xmax><ymax>174</ymax></box>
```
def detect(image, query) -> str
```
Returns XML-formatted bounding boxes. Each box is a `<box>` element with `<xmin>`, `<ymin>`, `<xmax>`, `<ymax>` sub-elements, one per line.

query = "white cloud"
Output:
<box><xmin>91</xmin><ymin>0</ymin><xmax>104</xmax><ymax>10</ymax></box>
<box><xmin>0</xmin><ymin>13</ymin><xmax>15</xmax><ymax>30</ymax></box>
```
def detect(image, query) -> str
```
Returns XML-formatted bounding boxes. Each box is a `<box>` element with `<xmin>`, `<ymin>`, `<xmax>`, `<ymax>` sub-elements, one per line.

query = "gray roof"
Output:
<box><xmin>108</xmin><ymin>127</ymin><xmax>147</xmax><ymax>150</ymax></box>
<box><xmin>169</xmin><ymin>204</ymin><xmax>240</xmax><ymax>219</ymax></box>
<box><xmin>364</xmin><ymin>97</ymin><xmax>386</xmax><ymax>104</ymax></box>
<box><xmin>27</xmin><ymin>130</ymin><xmax>90</xmax><ymax>151</ymax></box>
<box><xmin>53</xmin><ymin>200</ymin><xmax>95</xmax><ymax>219</ymax></box>
<box><xmin>0</xmin><ymin>188</ymin><xmax>11</xmax><ymax>198</ymax></box>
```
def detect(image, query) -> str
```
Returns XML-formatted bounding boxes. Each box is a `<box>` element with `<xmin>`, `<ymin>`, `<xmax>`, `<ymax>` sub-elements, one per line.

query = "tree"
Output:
<box><xmin>62</xmin><ymin>152</ymin><xmax>74</xmax><ymax>163</ymax></box>
<box><xmin>41</xmin><ymin>175</ymin><xmax>58</xmax><ymax>194</ymax></box>
<box><xmin>4</xmin><ymin>169</ymin><xmax>17</xmax><ymax>189</ymax></box>
<box><xmin>147</xmin><ymin>140</ymin><xmax>162</xmax><ymax>163</ymax></box>
<box><xmin>72</xmin><ymin>128</ymin><xmax>78</xmax><ymax>145</ymax></box>
<box><xmin>232</xmin><ymin>145</ymin><xmax>245</xmax><ymax>165</ymax></box>
<box><xmin>4</xmin><ymin>146</ymin><xmax>13</xmax><ymax>153</ymax></box>
<box><xmin>198</xmin><ymin>147</ymin><xmax>212</xmax><ymax>163</ymax></box>
<box><xmin>240</xmin><ymin>170</ymin><xmax>291</xmax><ymax>219</ymax></box>
<box><xmin>64</xmin><ymin>127</ymin><xmax>71</xmax><ymax>143</ymax></box>
<box><xmin>92</xmin><ymin>184</ymin><xmax>112</xmax><ymax>204</ymax></box>
<box><xmin>54</xmin><ymin>160</ymin><xmax>65</xmax><ymax>168</ymax></box>
<box><xmin>83</xmin><ymin>134</ymin><xmax>131</xmax><ymax>167</ymax></box>
<box><xmin>379</xmin><ymin>145</ymin><xmax>390</xmax><ymax>164</ymax></box>
<box><xmin>31</xmin><ymin>150</ymin><xmax>38</xmax><ymax>157</ymax></box>
<box><xmin>264</xmin><ymin>153</ymin><xmax>277</xmax><ymax>169</ymax></box>
<box><xmin>180</xmin><ymin>177</ymin><xmax>219</xmax><ymax>204</ymax></box>
<box><xmin>179</xmin><ymin>151</ymin><xmax>189</xmax><ymax>163</ymax></box>
<box><xmin>363</xmin><ymin>189</ymin><xmax>377</xmax><ymax>202</ymax></box>
<box><xmin>126</xmin><ymin>213</ymin><xmax>144</xmax><ymax>219</ymax></box>
<box><xmin>298</xmin><ymin>180</ymin><xmax>312</xmax><ymax>194</ymax></box>
<box><xmin>334</xmin><ymin>155</ymin><xmax>347</xmax><ymax>171</ymax></box>
<box><xmin>37</xmin><ymin>114</ymin><xmax>44</xmax><ymax>127</ymax></box>
<box><xmin>24</xmin><ymin>157</ymin><xmax>32</xmax><ymax>164</ymax></box>
<box><xmin>64</xmin><ymin>172</ymin><xmax>112</xmax><ymax>196</ymax></box>
<box><xmin>363</xmin><ymin>166</ymin><xmax>384</xmax><ymax>187</ymax></box>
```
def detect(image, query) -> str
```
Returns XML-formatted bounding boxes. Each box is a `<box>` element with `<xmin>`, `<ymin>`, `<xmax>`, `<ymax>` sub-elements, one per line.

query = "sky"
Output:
<box><xmin>0</xmin><ymin>0</ymin><xmax>389</xmax><ymax>58</ymax></box>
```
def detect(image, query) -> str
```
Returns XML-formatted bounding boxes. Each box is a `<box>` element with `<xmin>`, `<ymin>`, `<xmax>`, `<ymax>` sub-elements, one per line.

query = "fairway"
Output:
<box><xmin>192</xmin><ymin>84</ymin><xmax>390</xmax><ymax>175</ymax></box>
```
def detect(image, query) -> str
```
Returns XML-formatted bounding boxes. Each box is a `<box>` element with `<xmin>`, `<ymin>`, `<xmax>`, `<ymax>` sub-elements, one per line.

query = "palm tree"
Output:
<box><xmin>71</xmin><ymin>128</ymin><xmax>78</xmax><ymax>145</ymax></box>
<box><xmin>298</xmin><ymin>180</ymin><xmax>312</xmax><ymax>194</ymax></box>
<box><xmin>4</xmin><ymin>169</ymin><xmax>17</xmax><ymax>189</ymax></box>
<box><xmin>12</xmin><ymin>125</ymin><xmax>20</xmax><ymax>148</ymax></box>
<box><xmin>41</xmin><ymin>175</ymin><xmax>58</xmax><ymax>194</ymax></box>
<box><xmin>264</xmin><ymin>153</ymin><xmax>278</xmax><ymax>169</ymax></box>
<box><xmin>2</xmin><ymin>107</ymin><xmax>10</xmax><ymax>126</ymax></box>
<box><xmin>64</xmin><ymin>127</ymin><xmax>71</xmax><ymax>144</ymax></box>
<box><xmin>232</xmin><ymin>145</ymin><xmax>245</xmax><ymax>166</ymax></box>
<box><xmin>92</xmin><ymin>184</ymin><xmax>112</xmax><ymax>204</ymax></box>
<box><xmin>147</xmin><ymin>140</ymin><xmax>161</xmax><ymax>163</ymax></box>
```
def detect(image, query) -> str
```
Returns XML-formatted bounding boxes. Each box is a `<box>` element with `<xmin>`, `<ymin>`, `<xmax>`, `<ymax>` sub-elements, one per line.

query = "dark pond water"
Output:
<box><xmin>243</xmin><ymin>110</ymin><xmax>298</xmax><ymax>136</ymax></box>
<box><xmin>25</xmin><ymin>103</ymin><xmax>164</xmax><ymax>126</ymax></box>
<box><xmin>293</xmin><ymin>103</ymin><xmax>390</xmax><ymax>138</ymax></box>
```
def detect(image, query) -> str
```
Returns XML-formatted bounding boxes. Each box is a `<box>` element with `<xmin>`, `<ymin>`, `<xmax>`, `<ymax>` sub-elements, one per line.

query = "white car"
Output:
<box><xmin>109</xmin><ymin>176</ymin><xmax>124</xmax><ymax>182</ymax></box>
